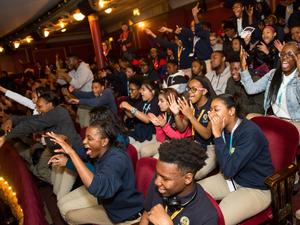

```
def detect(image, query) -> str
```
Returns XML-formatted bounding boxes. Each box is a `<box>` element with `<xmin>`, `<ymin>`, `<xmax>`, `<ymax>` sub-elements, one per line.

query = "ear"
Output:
<box><xmin>228</xmin><ymin>107</ymin><xmax>236</xmax><ymax>116</ymax></box>
<box><xmin>184</xmin><ymin>172</ymin><xmax>194</xmax><ymax>185</ymax></box>
<box><xmin>101</xmin><ymin>137</ymin><xmax>109</xmax><ymax>147</ymax></box>
<box><xmin>202</xmin><ymin>88</ymin><xmax>208</xmax><ymax>96</ymax></box>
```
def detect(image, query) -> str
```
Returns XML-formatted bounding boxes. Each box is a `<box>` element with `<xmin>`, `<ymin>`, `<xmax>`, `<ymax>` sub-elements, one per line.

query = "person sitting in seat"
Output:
<box><xmin>139</xmin><ymin>138</ymin><xmax>218</xmax><ymax>225</ymax></box>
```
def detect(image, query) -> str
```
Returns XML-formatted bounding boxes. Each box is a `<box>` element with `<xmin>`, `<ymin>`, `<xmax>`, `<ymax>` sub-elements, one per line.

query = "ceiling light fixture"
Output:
<box><xmin>44</xmin><ymin>30</ymin><xmax>50</xmax><ymax>38</ymax></box>
<box><xmin>13</xmin><ymin>41</ymin><xmax>20</xmax><ymax>49</ymax></box>
<box><xmin>25</xmin><ymin>36</ymin><xmax>33</xmax><ymax>43</ymax></box>
<box><xmin>99</xmin><ymin>0</ymin><xmax>105</xmax><ymax>8</ymax></box>
<box><xmin>73</xmin><ymin>11</ymin><xmax>85</xmax><ymax>21</ymax></box>
<box><xmin>133</xmin><ymin>8</ymin><xmax>140</xmax><ymax>16</ymax></box>
<box><xmin>105</xmin><ymin>8</ymin><xmax>112</xmax><ymax>14</ymax></box>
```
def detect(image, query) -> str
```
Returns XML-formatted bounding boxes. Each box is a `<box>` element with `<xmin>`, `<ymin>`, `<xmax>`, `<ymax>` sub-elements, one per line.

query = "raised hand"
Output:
<box><xmin>240</xmin><ymin>46</ymin><xmax>248</xmax><ymax>71</ymax></box>
<box><xmin>168</xmin><ymin>94</ymin><xmax>180</xmax><ymax>115</ymax></box>
<box><xmin>174</xmin><ymin>25</ymin><xmax>182</xmax><ymax>34</ymax></box>
<box><xmin>192</xmin><ymin>2</ymin><xmax>200</xmax><ymax>16</ymax></box>
<box><xmin>274</xmin><ymin>39</ymin><xmax>284</xmax><ymax>53</ymax></box>
<box><xmin>46</xmin><ymin>132</ymin><xmax>74</xmax><ymax>155</ymax></box>
<box><xmin>178</xmin><ymin>97</ymin><xmax>194</xmax><ymax>120</ymax></box>
<box><xmin>68</xmin><ymin>98</ymin><xmax>79</xmax><ymax>104</ymax></box>
<box><xmin>48</xmin><ymin>154</ymin><xmax>68</xmax><ymax>167</ymax></box>
<box><xmin>246</xmin><ymin>5</ymin><xmax>254</xmax><ymax>17</ymax></box>
<box><xmin>257</xmin><ymin>42</ymin><xmax>270</xmax><ymax>55</ymax></box>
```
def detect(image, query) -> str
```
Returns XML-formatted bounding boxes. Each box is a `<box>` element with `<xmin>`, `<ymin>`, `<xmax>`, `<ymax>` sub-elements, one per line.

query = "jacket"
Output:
<box><xmin>241</xmin><ymin>68</ymin><xmax>300</xmax><ymax>121</ymax></box>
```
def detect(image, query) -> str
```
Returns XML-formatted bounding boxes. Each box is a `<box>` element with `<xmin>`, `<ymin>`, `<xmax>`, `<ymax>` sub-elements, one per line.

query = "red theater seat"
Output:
<box><xmin>0</xmin><ymin>143</ymin><xmax>48</xmax><ymax>225</ymax></box>
<box><xmin>240</xmin><ymin>116</ymin><xmax>299</xmax><ymax>225</ymax></box>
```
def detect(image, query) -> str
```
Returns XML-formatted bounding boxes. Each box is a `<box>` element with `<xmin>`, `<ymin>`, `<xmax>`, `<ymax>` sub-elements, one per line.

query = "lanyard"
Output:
<box><xmin>167</xmin><ymin>207</ymin><xmax>184</xmax><ymax>220</ymax></box>
<box><xmin>192</xmin><ymin>109</ymin><xmax>205</xmax><ymax>136</ymax></box>
<box><xmin>165</xmin><ymin>112</ymin><xmax>172</xmax><ymax>125</ymax></box>
<box><xmin>177</xmin><ymin>46</ymin><xmax>183</xmax><ymax>67</ymax></box>
<box><xmin>222</xmin><ymin>118</ymin><xmax>242</xmax><ymax>155</ymax></box>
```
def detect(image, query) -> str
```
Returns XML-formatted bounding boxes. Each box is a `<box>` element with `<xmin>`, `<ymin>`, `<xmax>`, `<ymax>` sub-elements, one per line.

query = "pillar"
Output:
<box><xmin>88</xmin><ymin>14</ymin><xmax>105</xmax><ymax>69</ymax></box>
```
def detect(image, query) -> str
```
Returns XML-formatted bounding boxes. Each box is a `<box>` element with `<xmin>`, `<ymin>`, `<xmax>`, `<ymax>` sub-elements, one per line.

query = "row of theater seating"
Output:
<box><xmin>128</xmin><ymin>116</ymin><xmax>299</xmax><ymax>225</ymax></box>
<box><xmin>0</xmin><ymin>116</ymin><xmax>297</xmax><ymax>225</ymax></box>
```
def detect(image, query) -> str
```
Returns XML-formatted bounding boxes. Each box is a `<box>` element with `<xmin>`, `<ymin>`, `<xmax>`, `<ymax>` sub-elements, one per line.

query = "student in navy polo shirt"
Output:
<box><xmin>199</xmin><ymin>94</ymin><xmax>274</xmax><ymax>225</ymax></box>
<box><xmin>139</xmin><ymin>138</ymin><xmax>218</xmax><ymax>225</ymax></box>
<box><xmin>120</xmin><ymin>79</ymin><xmax>160</xmax><ymax>156</ymax></box>
<box><xmin>47</xmin><ymin>119</ymin><xmax>144</xmax><ymax>225</ymax></box>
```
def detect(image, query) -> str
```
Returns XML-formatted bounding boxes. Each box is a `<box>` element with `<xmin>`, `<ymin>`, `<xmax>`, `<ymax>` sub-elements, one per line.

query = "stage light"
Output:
<box><xmin>105</xmin><ymin>8</ymin><xmax>112</xmax><ymax>14</ymax></box>
<box><xmin>73</xmin><ymin>11</ymin><xmax>85</xmax><ymax>21</ymax></box>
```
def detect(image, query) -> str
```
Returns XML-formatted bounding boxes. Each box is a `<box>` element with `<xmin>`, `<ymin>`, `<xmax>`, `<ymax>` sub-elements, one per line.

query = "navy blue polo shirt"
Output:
<box><xmin>129</xmin><ymin>96</ymin><xmax>160</xmax><ymax>142</ymax></box>
<box><xmin>193</xmin><ymin>98</ymin><xmax>212</xmax><ymax>149</ymax></box>
<box><xmin>87</xmin><ymin>147</ymin><xmax>144</xmax><ymax>223</ymax></box>
<box><xmin>144</xmin><ymin>181</ymin><xmax>218</xmax><ymax>225</ymax></box>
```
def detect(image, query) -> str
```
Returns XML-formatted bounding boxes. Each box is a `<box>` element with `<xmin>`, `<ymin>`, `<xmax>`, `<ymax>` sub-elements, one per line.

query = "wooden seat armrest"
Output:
<box><xmin>265</xmin><ymin>163</ymin><xmax>297</xmax><ymax>188</ymax></box>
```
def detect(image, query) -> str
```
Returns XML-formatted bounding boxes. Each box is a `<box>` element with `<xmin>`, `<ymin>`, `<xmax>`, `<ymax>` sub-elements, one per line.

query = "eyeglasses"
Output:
<box><xmin>279</xmin><ymin>51</ymin><xmax>296</xmax><ymax>59</ymax></box>
<box><xmin>186</xmin><ymin>87</ymin><xmax>205</xmax><ymax>93</ymax></box>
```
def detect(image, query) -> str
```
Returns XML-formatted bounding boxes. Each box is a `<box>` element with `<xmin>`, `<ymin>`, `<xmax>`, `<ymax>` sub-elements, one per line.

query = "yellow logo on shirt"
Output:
<box><xmin>180</xmin><ymin>216</ymin><xmax>190</xmax><ymax>225</ymax></box>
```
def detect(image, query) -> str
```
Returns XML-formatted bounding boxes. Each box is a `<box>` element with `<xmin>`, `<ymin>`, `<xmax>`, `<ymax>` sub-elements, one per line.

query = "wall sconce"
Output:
<box><xmin>0</xmin><ymin>46</ymin><xmax>4</xmax><ymax>53</ymax></box>
<box><xmin>108</xmin><ymin>37</ymin><xmax>113</xmax><ymax>42</ymax></box>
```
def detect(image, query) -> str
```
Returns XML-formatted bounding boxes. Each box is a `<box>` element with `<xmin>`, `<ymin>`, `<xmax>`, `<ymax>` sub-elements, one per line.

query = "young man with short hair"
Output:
<box><xmin>139</xmin><ymin>138</ymin><xmax>218</xmax><ymax>225</ymax></box>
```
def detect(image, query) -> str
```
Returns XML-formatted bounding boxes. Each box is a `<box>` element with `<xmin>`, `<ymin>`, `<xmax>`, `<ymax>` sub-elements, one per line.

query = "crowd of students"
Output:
<box><xmin>0</xmin><ymin>0</ymin><xmax>300</xmax><ymax>224</ymax></box>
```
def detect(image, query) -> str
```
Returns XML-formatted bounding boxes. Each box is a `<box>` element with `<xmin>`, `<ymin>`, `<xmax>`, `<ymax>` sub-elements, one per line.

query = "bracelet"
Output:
<box><xmin>131</xmin><ymin>107</ymin><xmax>137</xmax><ymax>116</ymax></box>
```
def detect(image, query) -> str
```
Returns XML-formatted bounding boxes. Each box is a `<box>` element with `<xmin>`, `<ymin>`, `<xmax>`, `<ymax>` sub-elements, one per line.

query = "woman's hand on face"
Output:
<box><xmin>168</xmin><ymin>94</ymin><xmax>180</xmax><ymax>116</ymax></box>
<box><xmin>178</xmin><ymin>97</ymin><xmax>194</xmax><ymax>120</ymax></box>
<box><xmin>48</xmin><ymin>154</ymin><xmax>68</xmax><ymax>167</ymax></box>
<box><xmin>46</xmin><ymin>132</ymin><xmax>74</xmax><ymax>155</ymax></box>
<box><xmin>208</xmin><ymin>111</ymin><xmax>224</xmax><ymax>138</ymax></box>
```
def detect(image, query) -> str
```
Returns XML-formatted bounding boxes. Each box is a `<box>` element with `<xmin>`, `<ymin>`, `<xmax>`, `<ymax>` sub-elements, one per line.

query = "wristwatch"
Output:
<box><xmin>131</xmin><ymin>107</ymin><xmax>137</xmax><ymax>116</ymax></box>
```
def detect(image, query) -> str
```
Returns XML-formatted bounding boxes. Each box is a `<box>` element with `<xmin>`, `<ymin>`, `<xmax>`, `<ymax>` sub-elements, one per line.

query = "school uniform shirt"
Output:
<box><xmin>129</xmin><ymin>97</ymin><xmax>160</xmax><ymax>142</ymax></box>
<box><xmin>73</xmin><ymin>88</ymin><xmax>117</xmax><ymax>114</ymax></box>
<box><xmin>144</xmin><ymin>181</ymin><xmax>218</xmax><ymax>225</ymax></box>
<box><xmin>214</xmin><ymin>119</ymin><xmax>274</xmax><ymax>190</ymax></box>
<box><xmin>88</xmin><ymin>147</ymin><xmax>144</xmax><ymax>223</ymax></box>
<box><xmin>192</xmin><ymin>98</ymin><xmax>212</xmax><ymax>149</ymax></box>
